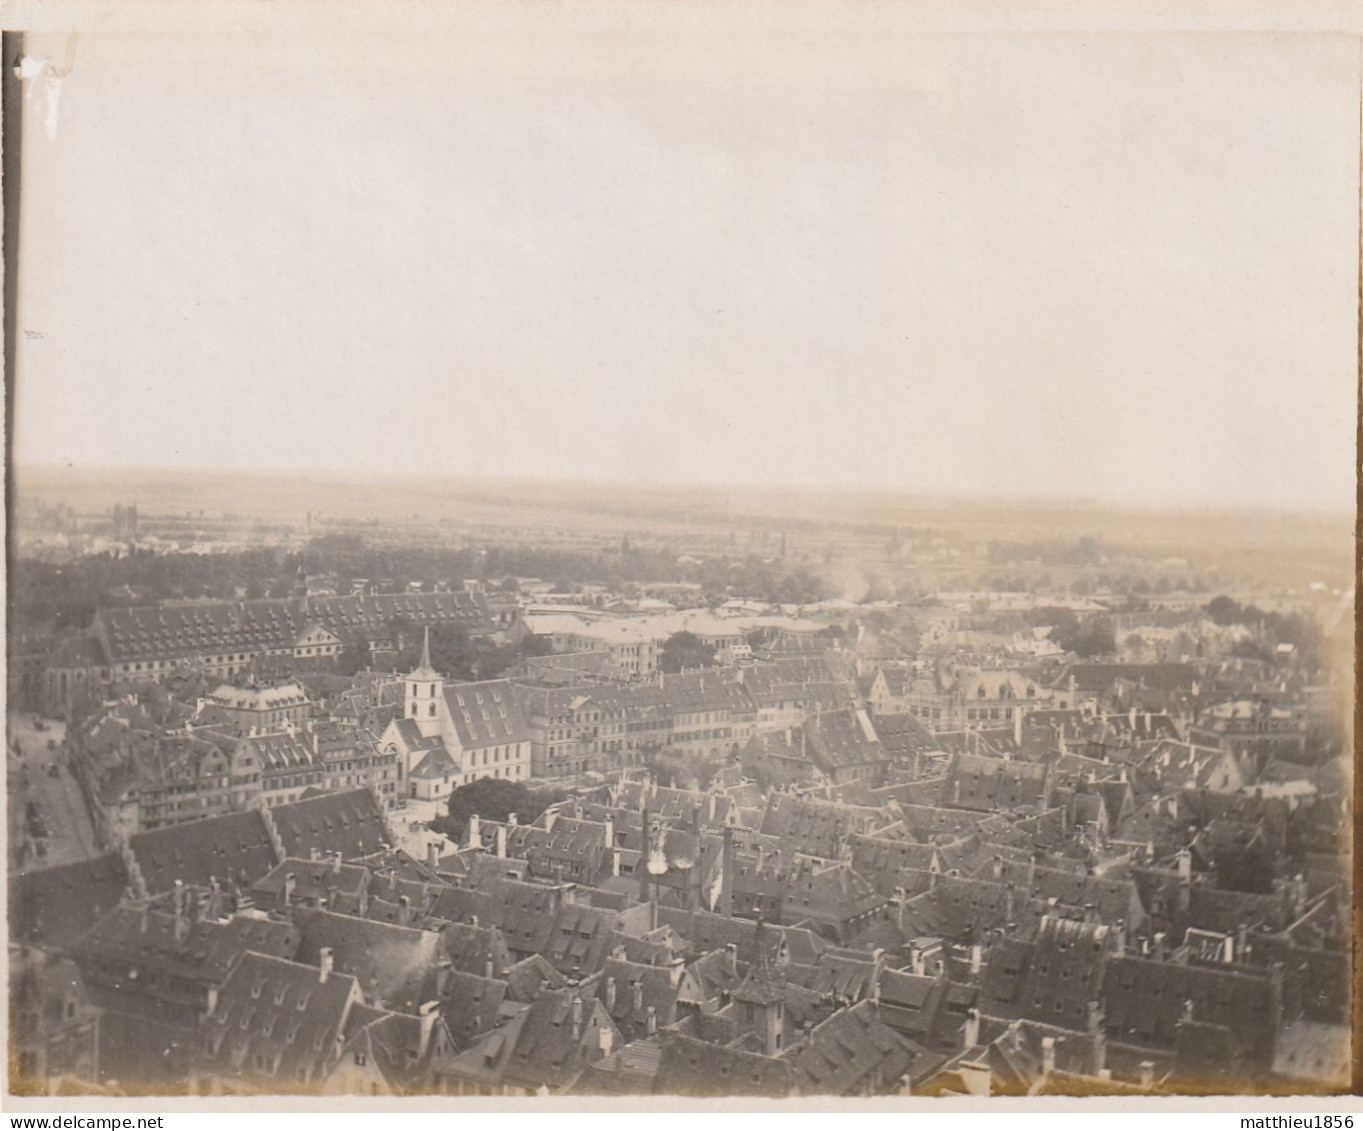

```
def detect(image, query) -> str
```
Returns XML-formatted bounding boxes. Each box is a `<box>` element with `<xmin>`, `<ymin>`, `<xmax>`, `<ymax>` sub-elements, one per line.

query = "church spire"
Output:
<box><xmin>409</xmin><ymin>626</ymin><xmax>438</xmax><ymax>680</ymax></box>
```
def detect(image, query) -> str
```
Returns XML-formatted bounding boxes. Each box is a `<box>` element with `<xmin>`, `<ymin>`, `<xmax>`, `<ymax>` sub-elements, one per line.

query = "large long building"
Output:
<box><xmin>44</xmin><ymin>592</ymin><xmax>494</xmax><ymax>707</ymax></box>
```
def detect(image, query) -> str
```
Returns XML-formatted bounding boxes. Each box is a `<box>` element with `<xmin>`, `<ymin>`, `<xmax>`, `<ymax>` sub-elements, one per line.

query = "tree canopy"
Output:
<box><xmin>433</xmin><ymin>778</ymin><xmax>569</xmax><ymax>841</ymax></box>
<box><xmin>658</xmin><ymin>631</ymin><xmax>717</xmax><ymax>674</ymax></box>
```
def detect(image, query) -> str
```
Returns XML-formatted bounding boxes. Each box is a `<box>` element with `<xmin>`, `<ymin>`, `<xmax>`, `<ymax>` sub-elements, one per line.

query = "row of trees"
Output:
<box><xmin>12</xmin><ymin>535</ymin><xmax>835</xmax><ymax>634</ymax></box>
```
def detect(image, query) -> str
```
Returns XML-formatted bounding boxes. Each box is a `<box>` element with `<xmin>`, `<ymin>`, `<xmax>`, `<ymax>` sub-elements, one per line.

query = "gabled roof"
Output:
<box><xmin>130</xmin><ymin>809</ymin><xmax>280</xmax><ymax>895</ymax></box>
<box><xmin>654</xmin><ymin>1031</ymin><xmax>797</xmax><ymax>1097</ymax></box>
<box><xmin>271</xmin><ymin>789</ymin><xmax>390</xmax><ymax>861</ymax></box>
<box><xmin>442</xmin><ymin>680</ymin><xmax>531</xmax><ymax>749</ymax></box>
<box><xmin>294</xmin><ymin>909</ymin><xmax>443</xmax><ymax>1013</ymax></box>
<box><xmin>200</xmin><ymin>952</ymin><xmax>359</xmax><ymax>1086</ymax></box>
<box><xmin>71</xmin><ymin>905</ymin><xmax>300</xmax><ymax>988</ymax></box>
<box><xmin>9</xmin><ymin>854</ymin><xmax>132</xmax><ymax>951</ymax></box>
<box><xmin>783</xmin><ymin>1000</ymin><xmax>927</xmax><ymax>1094</ymax></box>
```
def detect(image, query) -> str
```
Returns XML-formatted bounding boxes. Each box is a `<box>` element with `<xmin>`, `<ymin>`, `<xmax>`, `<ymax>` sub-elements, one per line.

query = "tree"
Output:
<box><xmin>1205</xmin><ymin>595</ymin><xmax>1242</xmax><ymax>626</ymax></box>
<box><xmin>659</xmin><ymin>631</ymin><xmax>716</xmax><ymax>674</ymax></box>
<box><xmin>435</xmin><ymin>778</ymin><xmax>568</xmax><ymax>841</ymax></box>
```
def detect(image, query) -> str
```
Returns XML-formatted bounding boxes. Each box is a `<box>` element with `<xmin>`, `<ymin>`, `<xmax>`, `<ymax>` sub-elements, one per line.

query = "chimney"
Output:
<box><xmin>668</xmin><ymin>953</ymin><xmax>686</xmax><ymax>989</ymax></box>
<box><xmin>172</xmin><ymin>880</ymin><xmax>188</xmax><ymax>939</ymax></box>
<box><xmin>1113</xmin><ymin>920</ymin><xmax>1126</xmax><ymax>956</ymax></box>
<box><xmin>485</xmin><ymin>957</ymin><xmax>494</xmax><ymax>980</ymax></box>
<box><xmin>1139</xmin><ymin>1061</ymin><xmax>1156</xmax><ymax>1090</ymax></box>
<box><xmin>612</xmin><ymin>847</ymin><xmax>622</xmax><ymax>877</ymax></box>
<box><xmin>468</xmin><ymin>813</ymin><xmax>481</xmax><ymax>851</ymax></box>
<box><xmin>605</xmin><ymin>976</ymin><xmax>617</xmax><ymax>1011</ymax></box>
<box><xmin>1088</xmin><ymin>1000</ymin><xmax>1107</xmax><ymax>1075</ymax></box>
<box><xmin>570</xmin><ymin>995</ymin><xmax>583</xmax><ymax>1041</ymax></box>
<box><xmin>509</xmin><ymin>811</ymin><xmax>518</xmax><ymax>827</ymax></box>
<box><xmin>1041</xmin><ymin>1036</ymin><xmax>1057</xmax><ymax>1077</ymax></box>
<box><xmin>1236</xmin><ymin>922</ymin><xmax>1249</xmax><ymax>963</ymax></box>
<box><xmin>1153</xmin><ymin>931</ymin><xmax>1166</xmax><ymax>961</ymax></box>
<box><xmin>496</xmin><ymin>824</ymin><xmax>507</xmax><ymax>859</ymax></box>
<box><xmin>417</xmin><ymin>1001</ymin><xmax>440</xmax><ymax>1057</ymax></box>
<box><xmin>645</xmin><ymin>1005</ymin><xmax>657</xmax><ymax>1036</ymax></box>
<box><xmin>282</xmin><ymin>872</ymin><xmax>297</xmax><ymax>908</ymax></box>
<box><xmin>725</xmin><ymin>942</ymin><xmax>739</xmax><ymax>977</ymax></box>
<box><xmin>1220</xmin><ymin>933</ymin><xmax>1235</xmax><ymax>964</ymax></box>
<box><xmin>318</xmin><ymin>947</ymin><xmax>333</xmax><ymax>983</ymax></box>
<box><xmin>604</xmin><ymin>815</ymin><xmax>615</xmax><ymax>849</ymax></box>
<box><xmin>1013</xmin><ymin>707</ymin><xmax>1023</xmax><ymax>746</ymax></box>
<box><xmin>330</xmin><ymin>850</ymin><xmax>342</xmax><ymax>875</ymax></box>
<box><xmin>599</xmin><ymin>1026</ymin><xmax>615</xmax><ymax>1057</ymax></box>
<box><xmin>398</xmin><ymin>893</ymin><xmax>412</xmax><ymax>926</ymax></box>
<box><xmin>205</xmin><ymin>984</ymin><xmax>220</xmax><ymax>1017</ymax></box>
<box><xmin>964</xmin><ymin>1007</ymin><xmax>980</xmax><ymax>1049</ymax></box>
<box><xmin>969</xmin><ymin>943</ymin><xmax>982</xmax><ymax>975</ymax></box>
<box><xmin>991</xmin><ymin>855</ymin><xmax>1003</xmax><ymax>881</ymax></box>
<box><xmin>310</xmin><ymin>846</ymin><xmax>321</xmax><ymax>863</ymax></box>
<box><xmin>632</xmin><ymin>979</ymin><xmax>644</xmax><ymax>1014</ymax></box>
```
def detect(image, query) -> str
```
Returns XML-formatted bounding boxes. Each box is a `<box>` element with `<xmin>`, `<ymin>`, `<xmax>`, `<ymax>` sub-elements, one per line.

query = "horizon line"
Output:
<box><xmin>11</xmin><ymin>459</ymin><xmax>1355</xmax><ymax>522</ymax></box>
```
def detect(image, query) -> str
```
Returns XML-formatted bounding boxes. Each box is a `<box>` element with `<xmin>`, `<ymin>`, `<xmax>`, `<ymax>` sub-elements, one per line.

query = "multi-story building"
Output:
<box><xmin>54</xmin><ymin>592</ymin><xmax>491</xmax><ymax>694</ymax></box>
<box><xmin>206</xmin><ymin>679</ymin><xmax>312</xmax><ymax>736</ymax></box>
<box><xmin>379</xmin><ymin>633</ymin><xmax>533</xmax><ymax>798</ymax></box>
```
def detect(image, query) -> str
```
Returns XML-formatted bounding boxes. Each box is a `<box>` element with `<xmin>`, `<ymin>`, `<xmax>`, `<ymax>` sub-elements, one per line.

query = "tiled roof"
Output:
<box><xmin>443</xmin><ymin>680</ymin><xmax>531</xmax><ymax>749</ymax></box>
<box><xmin>654</xmin><ymin>1031</ymin><xmax>796</xmax><ymax>1097</ymax></box>
<box><xmin>271</xmin><ymin>789</ymin><xmax>390</xmax><ymax>860</ymax></box>
<box><xmin>9</xmin><ymin>854</ymin><xmax>132</xmax><ymax>951</ymax></box>
<box><xmin>200</xmin><ymin>952</ymin><xmax>360</xmax><ymax>1086</ymax></box>
<box><xmin>294</xmin><ymin>908</ymin><xmax>443</xmax><ymax>1013</ymax></box>
<box><xmin>130</xmin><ymin>809</ymin><xmax>279</xmax><ymax>895</ymax></box>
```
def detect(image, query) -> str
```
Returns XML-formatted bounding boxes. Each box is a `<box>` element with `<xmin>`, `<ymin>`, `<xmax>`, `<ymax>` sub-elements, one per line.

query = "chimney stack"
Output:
<box><xmin>1088</xmin><ymin>1000</ymin><xmax>1107</xmax><ymax>1075</ymax></box>
<box><xmin>427</xmin><ymin>841</ymin><xmax>440</xmax><ymax>871</ymax></box>
<box><xmin>416</xmin><ymin>1000</ymin><xmax>440</xmax><ymax>1056</ymax></box>
<box><xmin>319</xmin><ymin>947</ymin><xmax>334</xmax><ymax>983</ymax></box>
<box><xmin>1139</xmin><ymin>1061</ymin><xmax>1156</xmax><ymax>1090</ymax></box>
<box><xmin>282</xmin><ymin>872</ymin><xmax>296</xmax><ymax>908</ymax></box>
<box><xmin>1041</xmin><ymin>1036</ymin><xmax>1056</xmax><ymax>1077</ymax></box>
<box><xmin>964</xmin><ymin>1007</ymin><xmax>980</xmax><ymax>1049</ymax></box>
<box><xmin>496</xmin><ymin>823</ymin><xmax>507</xmax><ymax>859</ymax></box>
<box><xmin>605</xmin><ymin>976</ymin><xmax>617</xmax><ymax>1011</ymax></box>
<box><xmin>468</xmin><ymin>813</ymin><xmax>481</xmax><ymax>851</ymax></box>
<box><xmin>969</xmin><ymin>943</ymin><xmax>982</xmax><ymax>975</ymax></box>
<box><xmin>570</xmin><ymin>995</ymin><xmax>583</xmax><ymax>1041</ymax></box>
<box><xmin>604</xmin><ymin>815</ymin><xmax>615</xmax><ymax>849</ymax></box>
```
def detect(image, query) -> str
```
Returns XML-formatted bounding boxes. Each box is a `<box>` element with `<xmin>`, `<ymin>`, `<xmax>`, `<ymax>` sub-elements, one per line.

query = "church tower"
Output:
<box><xmin>405</xmin><ymin>628</ymin><xmax>445</xmax><ymax>739</ymax></box>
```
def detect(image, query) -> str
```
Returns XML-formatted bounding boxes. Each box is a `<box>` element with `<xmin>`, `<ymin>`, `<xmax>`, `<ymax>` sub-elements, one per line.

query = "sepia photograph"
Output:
<box><xmin>3</xmin><ymin>0</ymin><xmax>1357</xmax><ymax>1110</ymax></box>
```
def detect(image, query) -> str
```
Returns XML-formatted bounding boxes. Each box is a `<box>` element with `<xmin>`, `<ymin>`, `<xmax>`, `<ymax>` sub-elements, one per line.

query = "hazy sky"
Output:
<box><xmin>12</xmin><ymin>17</ymin><xmax>1359</xmax><ymax>511</ymax></box>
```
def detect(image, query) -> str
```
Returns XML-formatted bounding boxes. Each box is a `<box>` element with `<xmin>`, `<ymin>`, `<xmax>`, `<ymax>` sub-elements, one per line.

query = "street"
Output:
<box><xmin>8</xmin><ymin>711</ymin><xmax>100</xmax><ymax>873</ymax></box>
